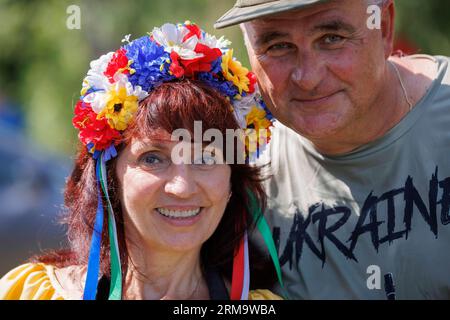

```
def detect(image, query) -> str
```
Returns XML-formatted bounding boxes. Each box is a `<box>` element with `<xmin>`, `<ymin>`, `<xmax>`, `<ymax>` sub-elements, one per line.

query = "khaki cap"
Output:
<box><xmin>214</xmin><ymin>0</ymin><xmax>327</xmax><ymax>29</ymax></box>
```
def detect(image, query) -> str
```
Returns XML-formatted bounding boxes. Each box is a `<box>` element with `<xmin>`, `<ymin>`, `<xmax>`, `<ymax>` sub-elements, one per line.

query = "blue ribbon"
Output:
<box><xmin>103</xmin><ymin>145</ymin><xmax>117</xmax><ymax>162</ymax></box>
<box><xmin>83</xmin><ymin>155</ymin><xmax>105</xmax><ymax>300</ymax></box>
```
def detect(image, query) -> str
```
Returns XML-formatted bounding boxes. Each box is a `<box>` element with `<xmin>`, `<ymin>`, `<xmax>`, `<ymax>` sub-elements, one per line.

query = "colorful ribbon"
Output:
<box><xmin>247</xmin><ymin>189</ymin><xmax>288</xmax><ymax>299</ymax></box>
<box><xmin>83</xmin><ymin>151</ymin><xmax>122</xmax><ymax>300</ymax></box>
<box><xmin>83</xmin><ymin>155</ymin><xmax>105</xmax><ymax>300</ymax></box>
<box><xmin>240</xmin><ymin>231</ymin><xmax>250</xmax><ymax>300</ymax></box>
<box><xmin>98</xmin><ymin>153</ymin><xmax>122</xmax><ymax>300</ymax></box>
<box><xmin>230</xmin><ymin>234</ymin><xmax>243</xmax><ymax>299</ymax></box>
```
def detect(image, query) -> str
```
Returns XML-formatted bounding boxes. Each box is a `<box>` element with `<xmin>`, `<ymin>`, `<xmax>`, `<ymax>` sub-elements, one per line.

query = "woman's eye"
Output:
<box><xmin>194</xmin><ymin>155</ymin><xmax>216</xmax><ymax>166</ymax></box>
<box><xmin>139</xmin><ymin>153</ymin><xmax>167</xmax><ymax>168</ymax></box>
<box><xmin>202</xmin><ymin>156</ymin><xmax>216</xmax><ymax>165</ymax></box>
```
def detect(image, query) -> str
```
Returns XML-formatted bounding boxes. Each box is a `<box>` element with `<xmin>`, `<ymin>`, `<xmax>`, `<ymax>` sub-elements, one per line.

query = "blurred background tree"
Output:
<box><xmin>395</xmin><ymin>0</ymin><xmax>450</xmax><ymax>55</ymax></box>
<box><xmin>0</xmin><ymin>0</ymin><xmax>449</xmax><ymax>274</ymax></box>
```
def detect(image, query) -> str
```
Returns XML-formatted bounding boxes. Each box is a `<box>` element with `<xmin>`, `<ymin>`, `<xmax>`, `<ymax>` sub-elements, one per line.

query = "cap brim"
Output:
<box><xmin>214</xmin><ymin>0</ymin><xmax>326</xmax><ymax>29</ymax></box>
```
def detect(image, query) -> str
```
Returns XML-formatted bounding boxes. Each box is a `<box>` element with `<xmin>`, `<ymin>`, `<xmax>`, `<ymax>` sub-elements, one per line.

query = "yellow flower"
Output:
<box><xmin>80</xmin><ymin>80</ymin><xmax>89</xmax><ymax>96</ymax></box>
<box><xmin>244</xmin><ymin>129</ymin><xmax>259</xmax><ymax>154</ymax></box>
<box><xmin>244</xmin><ymin>106</ymin><xmax>272</xmax><ymax>156</ymax></box>
<box><xmin>245</xmin><ymin>106</ymin><xmax>272</xmax><ymax>131</ymax></box>
<box><xmin>97</xmin><ymin>87</ymin><xmax>138</xmax><ymax>131</ymax></box>
<box><xmin>221</xmin><ymin>49</ymin><xmax>250</xmax><ymax>94</ymax></box>
<box><xmin>118</xmin><ymin>59</ymin><xmax>135</xmax><ymax>75</ymax></box>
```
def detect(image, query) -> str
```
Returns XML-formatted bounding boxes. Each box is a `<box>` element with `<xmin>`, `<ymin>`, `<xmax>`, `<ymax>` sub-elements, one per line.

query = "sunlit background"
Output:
<box><xmin>0</xmin><ymin>0</ymin><xmax>449</xmax><ymax>275</ymax></box>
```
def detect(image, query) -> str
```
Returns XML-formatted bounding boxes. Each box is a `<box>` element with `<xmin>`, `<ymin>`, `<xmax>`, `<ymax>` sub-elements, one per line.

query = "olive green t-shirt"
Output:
<box><xmin>256</xmin><ymin>55</ymin><xmax>450</xmax><ymax>299</ymax></box>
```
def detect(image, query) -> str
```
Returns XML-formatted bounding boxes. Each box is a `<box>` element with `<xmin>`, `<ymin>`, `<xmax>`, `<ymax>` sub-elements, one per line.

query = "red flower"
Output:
<box><xmin>73</xmin><ymin>100</ymin><xmax>121</xmax><ymax>151</ymax></box>
<box><xmin>170</xmin><ymin>43</ymin><xmax>222</xmax><ymax>78</ymax></box>
<box><xmin>104</xmin><ymin>48</ymin><xmax>129</xmax><ymax>83</ymax></box>
<box><xmin>188</xmin><ymin>43</ymin><xmax>222</xmax><ymax>76</ymax></box>
<box><xmin>169</xmin><ymin>51</ymin><xmax>185</xmax><ymax>78</ymax></box>
<box><xmin>247</xmin><ymin>71</ymin><xmax>257</xmax><ymax>94</ymax></box>
<box><xmin>183</xmin><ymin>23</ymin><xmax>202</xmax><ymax>42</ymax></box>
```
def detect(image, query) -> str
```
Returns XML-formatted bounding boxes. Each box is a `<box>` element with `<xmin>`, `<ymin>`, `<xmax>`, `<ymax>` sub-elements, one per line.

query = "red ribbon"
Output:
<box><xmin>230</xmin><ymin>235</ymin><xmax>245</xmax><ymax>300</ymax></box>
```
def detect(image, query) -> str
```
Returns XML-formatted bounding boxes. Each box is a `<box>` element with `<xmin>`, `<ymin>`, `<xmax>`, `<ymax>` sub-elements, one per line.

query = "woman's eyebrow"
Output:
<box><xmin>133</xmin><ymin>140</ymin><xmax>171</xmax><ymax>151</ymax></box>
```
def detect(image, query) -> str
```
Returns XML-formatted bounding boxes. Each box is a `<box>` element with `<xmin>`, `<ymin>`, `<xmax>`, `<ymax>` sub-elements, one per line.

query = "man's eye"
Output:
<box><xmin>322</xmin><ymin>34</ymin><xmax>345</xmax><ymax>46</ymax></box>
<box><xmin>266</xmin><ymin>43</ymin><xmax>295</xmax><ymax>56</ymax></box>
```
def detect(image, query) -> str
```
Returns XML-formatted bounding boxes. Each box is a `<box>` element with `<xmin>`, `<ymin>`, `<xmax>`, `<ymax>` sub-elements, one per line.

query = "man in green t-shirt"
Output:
<box><xmin>215</xmin><ymin>0</ymin><xmax>450</xmax><ymax>299</ymax></box>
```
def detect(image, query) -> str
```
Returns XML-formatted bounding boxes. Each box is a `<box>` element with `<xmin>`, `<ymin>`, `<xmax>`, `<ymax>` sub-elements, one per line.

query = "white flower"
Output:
<box><xmin>83</xmin><ymin>74</ymin><xmax>148</xmax><ymax>114</ymax></box>
<box><xmin>112</xmin><ymin>74</ymin><xmax>147</xmax><ymax>100</ymax></box>
<box><xmin>81</xmin><ymin>52</ymin><xmax>114</xmax><ymax>96</ymax></box>
<box><xmin>121</xmin><ymin>34</ymin><xmax>132</xmax><ymax>44</ymax></box>
<box><xmin>88</xmin><ymin>52</ymin><xmax>114</xmax><ymax>78</ymax></box>
<box><xmin>81</xmin><ymin>53</ymin><xmax>149</xmax><ymax>114</ymax></box>
<box><xmin>231</xmin><ymin>84</ymin><xmax>265</xmax><ymax>129</ymax></box>
<box><xmin>83</xmin><ymin>86</ymin><xmax>109</xmax><ymax>114</ymax></box>
<box><xmin>151</xmin><ymin>23</ymin><xmax>203</xmax><ymax>60</ymax></box>
<box><xmin>200</xmin><ymin>33</ymin><xmax>231</xmax><ymax>50</ymax></box>
<box><xmin>232</xmin><ymin>93</ymin><xmax>258</xmax><ymax>129</ymax></box>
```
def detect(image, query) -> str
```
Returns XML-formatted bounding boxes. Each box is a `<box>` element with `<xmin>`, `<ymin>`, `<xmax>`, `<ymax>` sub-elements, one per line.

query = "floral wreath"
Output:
<box><xmin>74</xmin><ymin>22</ymin><xmax>284</xmax><ymax>301</ymax></box>
<box><xmin>73</xmin><ymin>21</ymin><xmax>274</xmax><ymax>162</ymax></box>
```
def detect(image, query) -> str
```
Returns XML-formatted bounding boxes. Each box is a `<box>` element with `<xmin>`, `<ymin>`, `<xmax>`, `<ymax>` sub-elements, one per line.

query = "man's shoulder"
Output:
<box><xmin>415</xmin><ymin>55</ymin><xmax>450</xmax><ymax>112</ymax></box>
<box><xmin>426</xmin><ymin>55</ymin><xmax>450</xmax><ymax>87</ymax></box>
<box><xmin>436</xmin><ymin>55</ymin><xmax>450</xmax><ymax>85</ymax></box>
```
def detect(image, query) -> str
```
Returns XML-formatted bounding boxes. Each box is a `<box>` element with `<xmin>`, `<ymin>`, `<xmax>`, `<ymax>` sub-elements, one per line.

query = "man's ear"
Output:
<box><xmin>240</xmin><ymin>23</ymin><xmax>251</xmax><ymax>49</ymax></box>
<box><xmin>380</xmin><ymin>0</ymin><xmax>395</xmax><ymax>58</ymax></box>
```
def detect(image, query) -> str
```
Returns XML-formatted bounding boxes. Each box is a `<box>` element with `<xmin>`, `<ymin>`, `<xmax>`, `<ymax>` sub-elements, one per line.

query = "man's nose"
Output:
<box><xmin>164</xmin><ymin>164</ymin><xmax>199</xmax><ymax>199</ymax></box>
<box><xmin>290</xmin><ymin>53</ymin><xmax>324</xmax><ymax>92</ymax></box>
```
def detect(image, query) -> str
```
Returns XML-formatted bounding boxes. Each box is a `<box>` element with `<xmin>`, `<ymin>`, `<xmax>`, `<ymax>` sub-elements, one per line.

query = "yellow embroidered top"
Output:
<box><xmin>0</xmin><ymin>263</ymin><xmax>283</xmax><ymax>300</ymax></box>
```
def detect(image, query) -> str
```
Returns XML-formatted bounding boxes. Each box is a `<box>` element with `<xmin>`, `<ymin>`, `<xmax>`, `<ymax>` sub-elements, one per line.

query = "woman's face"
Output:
<box><xmin>115</xmin><ymin>130</ymin><xmax>231</xmax><ymax>253</ymax></box>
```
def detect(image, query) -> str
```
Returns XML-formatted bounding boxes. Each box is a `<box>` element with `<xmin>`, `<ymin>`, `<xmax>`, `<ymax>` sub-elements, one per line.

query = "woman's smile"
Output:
<box><xmin>156</xmin><ymin>207</ymin><xmax>202</xmax><ymax>219</ymax></box>
<box><xmin>154</xmin><ymin>207</ymin><xmax>204</xmax><ymax>227</ymax></box>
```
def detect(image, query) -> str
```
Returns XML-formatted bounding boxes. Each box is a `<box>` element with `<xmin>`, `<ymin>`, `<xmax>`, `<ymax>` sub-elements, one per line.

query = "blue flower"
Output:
<box><xmin>197</xmin><ymin>72</ymin><xmax>239</xmax><ymax>99</ymax></box>
<box><xmin>259</xmin><ymin>99</ymin><xmax>274</xmax><ymax>120</ymax></box>
<box><xmin>123</xmin><ymin>36</ymin><xmax>174</xmax><ymax>92</ymax></box>
<box><xmin>210</xmin><ymin>56</ymin><xmax>222</xmax><ymax>74</ymax></box>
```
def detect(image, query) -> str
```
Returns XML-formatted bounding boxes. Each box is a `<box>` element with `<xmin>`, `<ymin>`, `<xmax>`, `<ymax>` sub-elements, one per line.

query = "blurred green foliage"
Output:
<box><xmin>0</xmin><ymin>0</ymin><xmax>449</xmax><ymax>155</ymax></box>
<box><xmin>395</xmin><ymin>0</ymin><xmax>450</xmax><ymax>55</ymax></box>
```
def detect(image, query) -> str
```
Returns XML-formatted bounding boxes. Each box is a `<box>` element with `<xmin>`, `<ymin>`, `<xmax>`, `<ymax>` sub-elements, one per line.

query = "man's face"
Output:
<box><xmin>243</xmin><ymin>0</ymin><xmax>393</xmax><ymax>141</ymax></box>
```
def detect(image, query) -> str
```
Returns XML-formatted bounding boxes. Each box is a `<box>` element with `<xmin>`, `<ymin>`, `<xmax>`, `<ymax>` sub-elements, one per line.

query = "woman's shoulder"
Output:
<box><xmin>0</xmin><ymin>262</ymin><xmax>86</xmax><ymax>300</ymax></box>
<box><xmin>0</xmin><ymin>263</ymin><xmax>64</xmax><ymax>300</ymax></box>
<box><xmin>248</xmin><ymin>289</ymin><xmax>283</xmax><ymax>300</ymax></box>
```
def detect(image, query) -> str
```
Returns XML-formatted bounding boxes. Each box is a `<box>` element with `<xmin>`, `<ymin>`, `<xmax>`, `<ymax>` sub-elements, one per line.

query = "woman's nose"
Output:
<box><xmin>164</xmin><ymin>165</ymin><xmax>199</xmax><ymax>199</ymax></box>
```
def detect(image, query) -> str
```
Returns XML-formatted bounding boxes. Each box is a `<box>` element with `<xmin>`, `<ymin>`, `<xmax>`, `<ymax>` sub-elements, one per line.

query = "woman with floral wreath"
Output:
<box><xmin>0</xmin><ymin>22</ymin><xmax>284</xmax><ymax>300</ymax></box>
